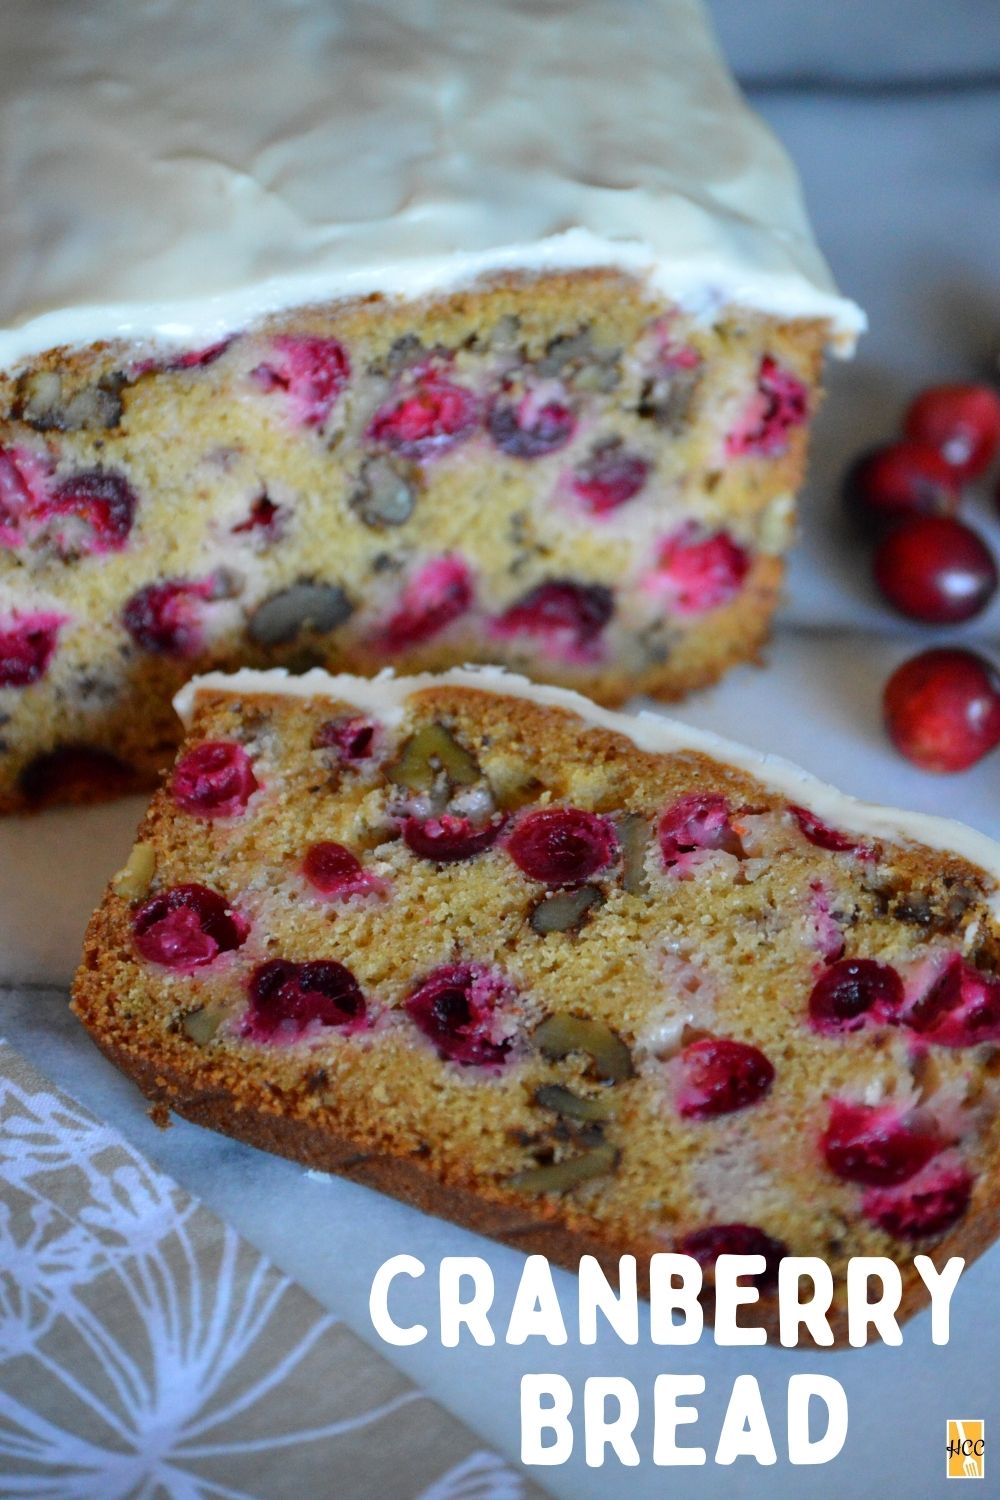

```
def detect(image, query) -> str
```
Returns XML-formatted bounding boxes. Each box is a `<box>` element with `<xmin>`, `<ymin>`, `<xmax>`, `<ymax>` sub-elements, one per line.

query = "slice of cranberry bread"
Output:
<box><xmin>1</xmin><ymin>280</ymin><xmax>827</xmax><ymax>811</ymax></box>
<box><xmin>72</xmin><ymin>668</ymin><xmax>1000</xmax><ymax>1340</ymax></box>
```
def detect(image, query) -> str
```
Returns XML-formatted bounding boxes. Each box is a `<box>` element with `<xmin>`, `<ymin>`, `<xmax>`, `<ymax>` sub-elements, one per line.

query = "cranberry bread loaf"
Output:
<box><xmin>0</xmin><ymin>0</ymin><xmax>862</xmax><ymax>812</ymax></box>
<box><xmin>73</xmin><ymin>668</ymin><xmax>1000</xmax><ymax>1340</ymax></box>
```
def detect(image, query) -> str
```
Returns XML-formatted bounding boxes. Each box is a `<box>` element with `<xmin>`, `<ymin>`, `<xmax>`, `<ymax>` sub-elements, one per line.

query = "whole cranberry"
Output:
<box><xmin>405</xmin><ymin>962</ymin><xmax>516</xmax><ymax>1067</ymax></box>
<box><xmin>844</xmin><ymin>441</ymin><xmax>961</xmax><ymax>528</ymax></box>
<box><xmin>132</xmin><ymin>883</ymin><xmax>248</xmax><ymax>969</ymax></box>
<box><xmin>883</xmin><ymin>647</ymin><xmax>1000</xmax><ymax>772</ymax></box>
<box><xmin>171</xmin><ymin>741</ymin><xmax>258</xmax><ymax>818</ymax></box>
<box><xmin>904</xmin><ymin>383</ymin><xmax>1000</xmax><ymax>480</ymax></box>
<box><xmin>862</xmin><ymin>1162</ymin><xmax>972</xmax><ymax>1240</ymax></box>
<box><xmin>808</xmin><ymin>958</ymin><xmax>903</xmax><ymax>1035</ymax></box>
<box><xmin>0</xmin><ymin>613</ymin><xmax>65</xmax><ymax>688</ymax></box>
<box><xmin>507</xmin><ymin>807</ymin><xmax>618</xmax><ymax>886</ymax></box>
<box><xmin>821</xmin><ymin>1101</ymin><xmax>942</xmax><ymax>1186</ymax></box>
<box><xmin>873</xmin><ymin>516</ymin><xmax>997</xmax><ymax>624</ymax></box>
<box><xmin>679</xmin><ymin>1224</ymin><xmax>788</xmax><ymax>1287</ymax></box>
<box><xmin>403</xmin><ymin>813</ymin><xmax>506</xmax><ymax>863</ymax></box>
<box><xmin>676</xmin><ymin>1036</ymin><xmax>774</xmax><ymax>1118</ymax></box>
<box><xmin>243</xmin><ymin>958</ymin><xmax>366</xmax><ymax>1041</ymax></box>
<box><xmin>367</xmin><ymin>375</ymin><xmax>478</xmax><ymax>457</ymax></box>
<box><xmin>303</xmin><ymin>841</ymin><xmax>383</xmax><ymax>899</ymax></box>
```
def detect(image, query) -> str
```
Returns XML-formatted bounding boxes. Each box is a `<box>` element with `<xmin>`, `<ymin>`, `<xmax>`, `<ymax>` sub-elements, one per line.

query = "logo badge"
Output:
<box><xmin>947</xmin><ymin>1420</ymin><xmax>985</xmax><ymax>1480</ymax></box>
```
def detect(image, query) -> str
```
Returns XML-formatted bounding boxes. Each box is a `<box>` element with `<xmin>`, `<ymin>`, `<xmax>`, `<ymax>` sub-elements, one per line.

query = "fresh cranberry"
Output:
<box><xmin>901</xmin><ymin>952</ymin><xmax>1000</xmax><ymax>1047</ymax></box>
<box><xmin>0</xmin><ymin>446</ymin><xmax>49</xmax><ymax>545</ymax></box>
<box><xmin>873</xmin><ymin>516</ymin><xmax>997</xmax><ymax>624</ymax></box>
<box><xmin>171</xmin><ymin>741</ymin><xmax>258</xmax><ymax>818</ymax></box>
<box><xmin>679</xmin><ymin>1224</ymin><xmax>788</xmax><ymax>1287</ymax></box>
<box><xmin>316</xmin><ymin>714</ymin><xmax>380</xmax><ymax>764</ymax></box>
<box><xmin>659</xmin><ymin>794</ymin><xmax>742</xmax><ymax>867</ymax></box>
<box><xmin>790</xmin><ymin>805</ymin><xmax>860</xmax><ymax>852</ymax></box>
<box><xmin>122</xmin><ymin>578</ymin><xmax>213</xmax><ymax>657</ymax></box>
<box><xmin>862</xmin><ymin>1161</ymin><xmax>972</xmax><ymax>1239</ymax></box>
<box><xmin>40</xmin><ymin>470</ymin><xmax>137</xmax><ymax>554</ymax></box>
<box><xmin>821</xmin><ymin>1101</ymin><xmax>942</xmax><ymax>1186</ymax></box>
<box><xmin>302</xmin><ymin>841</ymin><xmax>382</xmax><ymax>899</ymax></box>
<box><xmin>243</xmin><ymin>958</ymin><xmax>366</xmax><ymax>1041</ymax></box>
<box><xmin>232</xmin><ymin>494</ymin><xmax>281</xmax><ymax>535</ymax></box>
<box><xmin>844</xmin><ymin>440</ymin><xmax>962</xmax><ymax>529</ymax></box>
<box><xmin>491</xmin><ymin>579</ymin><xmax>613</xmax><ymax>660</ymax></box>
<box><xmin>19</xmin><ymin>745</ymin><xmax>133</xmax><ymax>805</ymax></box>
<box><xmin>571</xmin><ymin>443</ymin><xmax>650</xmax><ymax>514</ymax></box>
<box><xmin>883</xmin><ymin>647</ymin><xmax>1000</xmax><ymax>773</ymax></box>
<box><xmin>808</xmin><ymin>959</ymin><xmax>903</xmax><ymax>1035</ymax></box>
<box><xmin>488</xmin><ymin>385</ymin><xmax>576</xmax><ymax>459</ymax></box>
<box><xmin>0</xmin><ymin>613</ymin><xmax>65</xmax><ymax>688</ymax></box>
<box><xmin>367</xmin><ymin>375</ymin><xmax>478</xmax><ymax>458</ymax></box>
<box><xmin>403</xmin><ymin>813</ymin><xmax>506</xmax><ymax>863</ymax></box>
<box><xmin>904</xmin><ymin>383</ymin><xmax>1000</xmax><ymax>480</ymax></box>
<box><xmin>405</xmin><ymin>962</ymin><xmax>516</xmax><ymax>1067</ymax></box>
<box><xmin>725</xmin><ymin>356</ymin><xmax>809</xmax><ymax>458</ymax></box>
<box><xmin>507</xmin><ymin>807</ymin><xmax>617</xmax><ymax>887</ymax></box>
<box><xmin>645</xmin><ymin>524</ymin><xmax>750</xmax><ymax>615</ymax></box>
<box><xmin>132</xmin><ymin>883</ymin><xmax>248</xmax><ymax>969</ymax></box>
<box><xmin>251</xmin><ymin>335</ymin><xmax>350</xmax><ymax>428</ymax></box>
<box><xmin>381</xmin><ymin>555</ymin><xmax>474</xmax><ymax>650</ymax></box>
<box><xmin>677</xmin><ymin>1036</ymin><xmax>774</xmax><ymax>1118</ymax></box>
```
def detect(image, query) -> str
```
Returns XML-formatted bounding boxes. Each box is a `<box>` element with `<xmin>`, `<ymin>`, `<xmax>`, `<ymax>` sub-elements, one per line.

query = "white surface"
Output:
<box><xmin>2</xmin><ymin>9</ymin><xmax>999</xmax><ymax>1497</ymax></box>
<box><xmin>0</xmin><ymin>0</ymin><xmax>861</xmax><ymax>368</ymax></box>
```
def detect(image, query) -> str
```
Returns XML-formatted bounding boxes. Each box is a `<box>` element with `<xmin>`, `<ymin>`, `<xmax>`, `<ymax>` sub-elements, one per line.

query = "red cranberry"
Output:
<box><xmin>571</xmin><ymin>443</ymin><xmax>650</xmax><ymax>514</ymax></box>
<box><xmin>0</xmin><ymin>446</ymin><xmax>49</xmax><ymax>544</ymax></box>
<box><xmin>677</xmin><ymin>1036</ymin><xmax>774</xmax><ymax>1118</ymax></box>
<box><xmin>302</xmin><ymin>841</ymin><xmax>382</xmax><ymax>899</ymax></box>
<box><xmin>808</xmin><ymin>959</ymin><xmax>903</xmax><ymax>1035</ymax></box>
<box><xmin>19</xmin><ymin>745</ymin><xmax>132</xmax><ymax>806</ymax></box>
<box><xmin>169</xmin><ymin>338</ymin><xmax>233</xmax><ymax>371</ymax></box>
<box><xmin>725</xmin><ymin>356</ymin><xmax>809</xmax><ymax>458</ymax></box>
<box><xmin>132</xmin><ymin>883</ymin><xmax>248</xmax><ymax>969</ymax></box>
<box><xmin>646</xmin><ymin>524</ymin><xmax>750</xmax><ymax>615</ymax></box>
<box><xmin>41</xmin><ymin>470</ymin><xmax>137</xmax><ymax>554</ymax></box>
<box><xmin>904</xmin><ymin>383</ymin><xmax>1000</xmax><ymax>480</ymax></box>
<box><xmin>403</xmin><ymin>813</ymin><xmax>506</xmax><ymax>863</ymax></box>
<box><xmin>883</xmin><ymin>647</ymin><xmax>1000</xmax><ymax>773</ymax></box>
<box><xmin>488</xmin><ymin>385</ymin><xmax>576</xmax><ymax>459</ymax></box>
<box><xmin>243</xmin><ymin>958</ymin><xmax>366</xmax><ymax>1041</ymax></box>
<box><xmin>491</xmin><ymin>579</ymin><xmax>614</xmax><ymax>660</ymax></box>
<box><xmin>381</xmin><ymin>555</ymin><xmax>474</xmax><ymax>650</ymax></box>
<box><xmin>821</xmin><ymin>1101</ymin><xmax>942</xmax><ymax>1186</ymax></box>
<box><xmin>901</xmin><ymin>952</ymin><xmax>1000</xmax><ymax>1047</ymax></box>
<box><xmin>316</xmin><ymin>715</ymin><xmax>380</xmax><ymax>764</ymax></box>
<box><xmin>790</xmin><ymin>805</ymin><xmax>859</xmax><ymax>852</ymax></box>
<box><xmin>862</xmin><ymin>1161</ymin><xmax>972</xmax><ymax>1239</ymax></box>
<box><xmin>122</xmin><ymin>578</ymin><xmax>212</xmax><ymax>657</ymax></box>
<box><xmin>658</xmin><ymin>793</ymin><xmax>742</xmax><ymax>867</ymax></box>
<box><xmin>367</xmin><ymin>375</ymin><xmax>478</xmax><ymax>458</ymax></box>
<box><xmin>405</xmin><ymin>962</ymin><xmax>516</xmax><ymax>1067</ymax></box>
<box><xmin>507</xmin><ymin>807</ymin><xmax>617</xmax><ymax>887</ymax></box>
<box><xmin>251</xmin><ymin>335</ymin><xmax>350</xmax><ymax>428</ymax></box>
<box><xmin>232</xmin><ymin>494</ymin><xmax>281</xmax><ymax>535</ymax></box>
<box><xmin>679</xmin><ymin>1224</ymin><xmax>788</xmax><ymax>1287</ymax></box>
<box><xmin>844</xmin><ymin>440</ymin><xmax>961</xmax><ymax>529</ymax></box>
<box><xmin>0</xmin><ymin>613</ymin><xmax>65</xmax><ymax>688</ymax></box>
<box><xmin>873</xmin><ymin>516</ymin><xmax>997</xmax><ymax>624</ymax></box>
<box><xmin>171</xmin><ymin>741</ymin><xmax>258</xmax><ymax>818</ymax></box>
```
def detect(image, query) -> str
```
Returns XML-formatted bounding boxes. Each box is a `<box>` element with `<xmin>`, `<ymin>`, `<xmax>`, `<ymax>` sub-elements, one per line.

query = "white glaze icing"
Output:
<box><xmin>175</xmin><ymin>664</ymin><xmax>1000</xmax><ymax>906</ymax></box>
<box><xmin>0</xmin><ymin>0</ymin><xmax>864</xmax><ymax>371</ymax></box>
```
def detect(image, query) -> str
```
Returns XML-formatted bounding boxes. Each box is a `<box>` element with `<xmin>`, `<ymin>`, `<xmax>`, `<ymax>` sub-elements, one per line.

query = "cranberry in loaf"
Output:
<box><xmin>72</xmin><ymin>669</ymin><xmax>1000</xmax><ymax>1340</ymax></box>
<box><xmin>0</xmin><ymin>0</ymin><xmax>862</xmax><ymax>811</ymax></box>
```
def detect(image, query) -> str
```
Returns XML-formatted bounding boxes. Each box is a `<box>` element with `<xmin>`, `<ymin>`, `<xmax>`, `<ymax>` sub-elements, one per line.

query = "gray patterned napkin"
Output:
<box><xmin>0</xmin><ymin>1043</ymin><xmax>548</xmax><ymax>1499</ymax></box>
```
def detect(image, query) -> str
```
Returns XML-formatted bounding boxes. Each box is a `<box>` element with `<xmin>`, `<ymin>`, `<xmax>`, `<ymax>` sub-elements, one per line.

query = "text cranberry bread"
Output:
<box><xmin>0</xmin><ymin>0</ymin><xmax>862</xmax><ymax>812</ymax></box>
<box><xmin>72</xmin><ymin>668</ymin><xmax>1000</xmax><ymax>1340</ymax></box>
